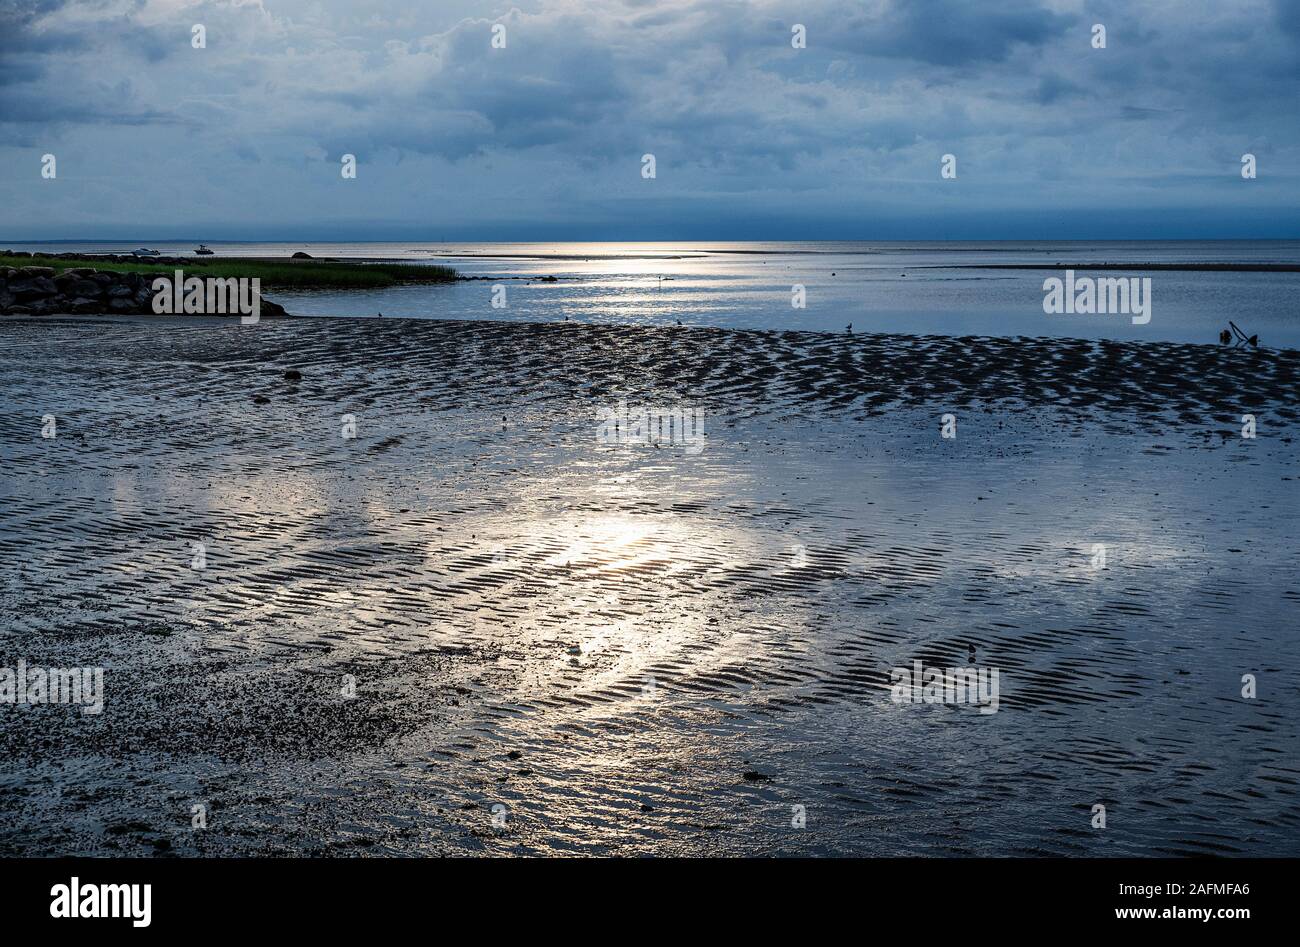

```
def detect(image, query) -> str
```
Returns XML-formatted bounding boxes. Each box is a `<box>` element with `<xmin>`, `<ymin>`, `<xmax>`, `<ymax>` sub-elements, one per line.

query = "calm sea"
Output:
<box><xmin>12</xmin><ymin>240</ymin><xmax>1300</xmax><ymax>348</ymax></box>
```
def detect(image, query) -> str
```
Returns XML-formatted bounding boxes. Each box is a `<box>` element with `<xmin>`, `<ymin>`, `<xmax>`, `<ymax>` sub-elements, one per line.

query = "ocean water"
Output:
<box><xmin>10</xmin><ymin>240</ymin><xmax>1300</xmax><ymax>348</ymax></box>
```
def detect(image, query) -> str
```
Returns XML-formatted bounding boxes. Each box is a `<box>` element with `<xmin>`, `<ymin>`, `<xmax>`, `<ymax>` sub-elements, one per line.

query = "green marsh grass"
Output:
<box><xmin>0</xmin><ymin>254</ymin><xmax>456</xmax><ymax>289</ymax></box>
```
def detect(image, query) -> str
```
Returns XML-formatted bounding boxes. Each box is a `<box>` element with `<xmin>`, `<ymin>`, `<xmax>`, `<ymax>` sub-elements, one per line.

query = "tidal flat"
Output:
<box><xmin>1</xmin><ymin>315</ymin><xmax>1297</xmax><ymax>856</ymax></box>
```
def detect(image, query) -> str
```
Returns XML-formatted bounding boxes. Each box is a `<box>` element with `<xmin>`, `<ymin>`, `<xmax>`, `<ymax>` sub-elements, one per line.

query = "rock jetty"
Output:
<box><xmin>0</xmin><ymin>252</ymin><xmax>289</xmax><ymax>317</ymax></box>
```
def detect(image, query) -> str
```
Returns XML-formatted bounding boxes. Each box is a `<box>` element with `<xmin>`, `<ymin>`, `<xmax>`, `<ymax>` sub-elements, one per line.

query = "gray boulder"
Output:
<box><xmin>10</xmin><ymin>276</ymin><xmax>58</xmax><ymax>300</ymax></box>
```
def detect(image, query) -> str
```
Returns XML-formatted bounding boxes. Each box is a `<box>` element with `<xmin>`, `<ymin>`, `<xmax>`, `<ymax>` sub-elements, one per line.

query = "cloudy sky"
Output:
<box><xmin>2</xmin><ymin>0</ymin><xmax>1298</xmax><ymax>240</ymax></box>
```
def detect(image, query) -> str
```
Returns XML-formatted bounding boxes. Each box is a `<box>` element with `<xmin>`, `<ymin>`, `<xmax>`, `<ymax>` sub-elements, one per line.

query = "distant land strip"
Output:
<box><xmin>942</xmin><ymin>262</ymin><xmax>1300</xmax><ymax>272</ymax></box>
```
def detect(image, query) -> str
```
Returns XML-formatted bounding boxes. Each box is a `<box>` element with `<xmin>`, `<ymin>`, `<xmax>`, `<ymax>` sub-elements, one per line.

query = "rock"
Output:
<box><xmin>283</xmin><ymin>369</ymin><xmax>303</xmax><ymax>381</ymax></box>
<box><xmin>65</xmin><ymin>279</ymin><xmax>103</xmax><ymax>297</ymax></box>
<box><xmin>10</xmin><ymin>276</ymin><xmax>58</xmax><ymax>300</ymax></box>
<box><xmin>291</xmin><ymin>251</ymin><xmax>313</xmax><ymax>259</ymax></box>
<box><xmin>0</xmin><ymin>262</ymin><xmax>292</xmax><ymax>318</ymax></box>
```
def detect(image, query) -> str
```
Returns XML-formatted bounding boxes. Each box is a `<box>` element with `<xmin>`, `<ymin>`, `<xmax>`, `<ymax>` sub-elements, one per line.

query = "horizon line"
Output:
<box><xmin>6</xmin><ymin>237</ymin><xmax>1300</xmax><ymax>245</ymax></box>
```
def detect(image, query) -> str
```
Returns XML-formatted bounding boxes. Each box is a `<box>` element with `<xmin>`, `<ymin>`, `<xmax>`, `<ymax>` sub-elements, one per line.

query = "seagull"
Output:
<box><xmin>1229</xmin><ymin>320</ymin><xmax>1259</xmax><ymax>348</ymax></box>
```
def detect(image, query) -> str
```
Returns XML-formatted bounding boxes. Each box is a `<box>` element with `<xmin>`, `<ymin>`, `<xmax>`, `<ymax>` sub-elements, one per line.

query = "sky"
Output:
<box><xmin>1</xmin><ymin>0</ymin><xmax>1298</xmax><ymax>241</ymax></box>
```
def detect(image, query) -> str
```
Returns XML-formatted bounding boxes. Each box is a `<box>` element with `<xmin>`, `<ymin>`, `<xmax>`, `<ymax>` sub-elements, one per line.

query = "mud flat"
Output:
<box><xmin>1</xmin><ymin>316</ymin><xmax>1297</xmax><ymax>856</ymax></box>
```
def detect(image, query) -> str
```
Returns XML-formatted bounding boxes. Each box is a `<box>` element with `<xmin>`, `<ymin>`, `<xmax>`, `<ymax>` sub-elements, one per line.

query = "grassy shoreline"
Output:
<box><xmin>0</xmin><ymin>252</ymin><xmax>456</xmax><ymax>289</ymax></box>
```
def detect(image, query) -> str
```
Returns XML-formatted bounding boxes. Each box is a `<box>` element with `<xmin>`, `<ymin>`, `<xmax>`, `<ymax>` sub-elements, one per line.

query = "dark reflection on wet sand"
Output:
<box><xmin>1</xmin><ymin>316</ymin><xmax>1298</xmax><ymax>855</ymax></box>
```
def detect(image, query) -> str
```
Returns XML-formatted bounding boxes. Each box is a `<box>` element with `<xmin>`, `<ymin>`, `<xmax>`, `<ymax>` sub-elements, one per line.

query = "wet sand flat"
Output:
<box><xmin>1</xmin><ymin>315</ymin><xmax>1298</xmax><ymax>856</ymax></box>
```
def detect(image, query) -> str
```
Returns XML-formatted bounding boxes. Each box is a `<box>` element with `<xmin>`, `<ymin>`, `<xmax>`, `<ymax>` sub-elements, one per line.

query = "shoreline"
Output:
<box><xmin>942</xmin><ymin>262</ymin><xmax>1300</xmax><ymax>272</ymax></box>
<box><xmin>0</xmin><ymin>251</ymin><xmax>458</xmax><ymax>291</ymax></box>
<box><xmin>4</xmin><ymin>309</ymin><xmax>1299</xmax><ymax>354</ymax></box>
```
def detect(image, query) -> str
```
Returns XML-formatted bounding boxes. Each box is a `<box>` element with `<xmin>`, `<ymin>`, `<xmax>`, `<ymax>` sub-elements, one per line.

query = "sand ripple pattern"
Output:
<box><xmin>1</xmin><ymin>316</ymin><xmax>1297</xmax><ymax>856</ymax></box>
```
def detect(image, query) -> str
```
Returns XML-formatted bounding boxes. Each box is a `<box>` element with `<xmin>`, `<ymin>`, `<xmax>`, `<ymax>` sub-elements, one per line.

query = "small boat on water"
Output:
<box><xmin>131</xmin><ymin>247</ymin><xmax>161</xmax><ymax>257</ymax></box>
<box><xmin>195</xmin><ymin>245</ymin><xmax>214</xmax><ymax>255</ymax></box>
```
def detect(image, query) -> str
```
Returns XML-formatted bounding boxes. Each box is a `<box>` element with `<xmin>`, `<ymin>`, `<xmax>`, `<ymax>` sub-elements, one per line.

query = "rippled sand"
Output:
<box><xmin>1</xmin><ymin>315</ymin><xmax>1298</xmax><ymax>856</ymax></box>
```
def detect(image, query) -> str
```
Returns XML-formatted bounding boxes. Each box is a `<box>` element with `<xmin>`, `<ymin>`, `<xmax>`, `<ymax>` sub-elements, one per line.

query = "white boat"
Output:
<box><xmin>131</xmin><ymin>247</ymin><xmax>161</xmax><ymax>257</ymax></box>
<box><xmin>194</xmin><ymin>245</ymin><xmax>214</xmax><ymax>255</ymax></box>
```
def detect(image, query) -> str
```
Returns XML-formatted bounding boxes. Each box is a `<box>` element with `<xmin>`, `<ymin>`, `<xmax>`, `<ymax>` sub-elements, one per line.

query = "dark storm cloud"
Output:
<box><xmin>834</xmin><ymin>0</ymin><xmax>1074</xmax><ymax>65</ymax></box>
<box><xmin>0</xmin><ymin>0</ymin><xmax>180</xmax><ymax>126</ymax></box>
<box><xmin>1</xmin><ymin>0</ymin><xmax>1297</xmax><ymax>237</ymax></box>
<box><xmin>0</xmin><ymin>0</ymin><xmax>86</xmax><ymax>90</ymax></box>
